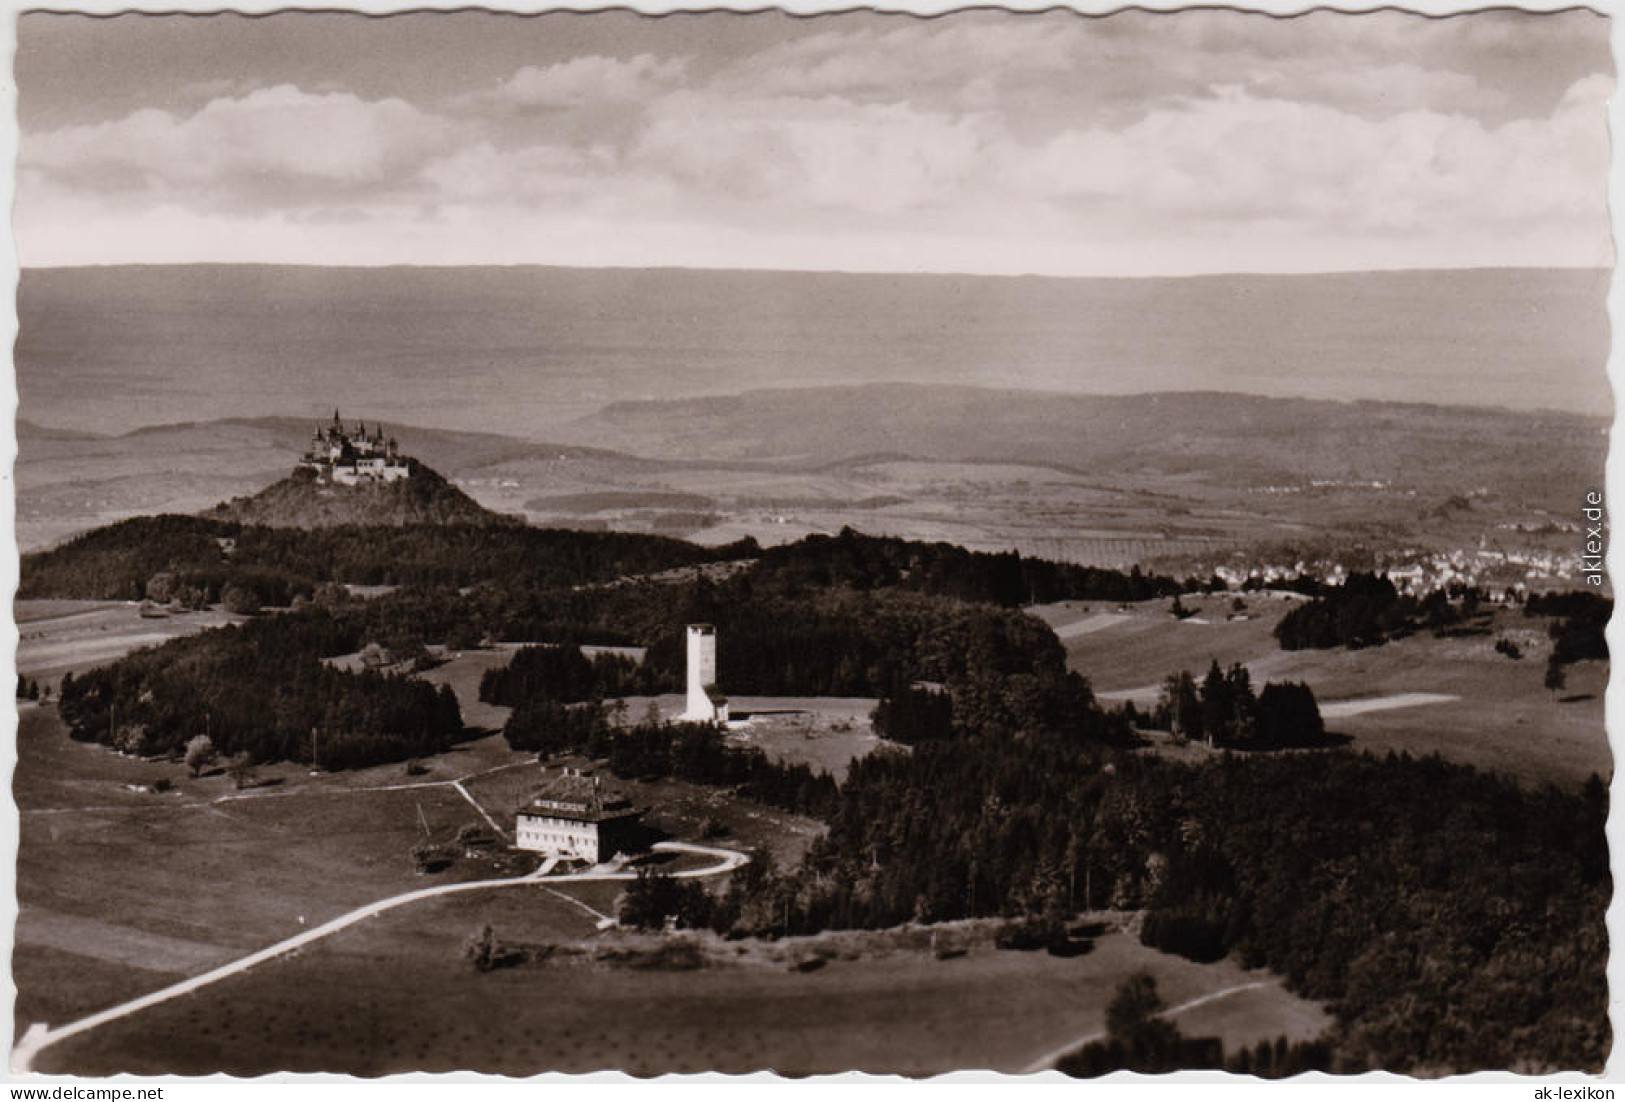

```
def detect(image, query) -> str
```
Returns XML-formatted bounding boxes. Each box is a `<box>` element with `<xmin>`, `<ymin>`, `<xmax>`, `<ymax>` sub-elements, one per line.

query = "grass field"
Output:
<box><xmin>33</xmin><ymin>910</ymin><xmax>1329</xmax><ymax>1076</ymax></box>
<box><xmin>12</xmin><ymin>678</ymin><xmax>823</xmax><ymax>1045</ymax></box>
<box><xmin>13</xmin><ymin>694</ymin><xmax>527</xmax><ymax>1031</ymax></box>
<box><xmin>724</xmin><ymin>697</ymin><xmax>894</xmax><ymax>783</ymax></box>
<box><xmin>14</xmin><ymin>599</ymin><xmax>126</xmax><ymax>625</ymax></box>
<box><xmin>14</xmin><ymin>736</ymin><xmax>502</xmax><ymax>1031</ymax></box>
<box><xmin>15</xmin><ymin>599</ymin><xmax>245</xmax><ymax>689</ymax></box>
<box><xmin>614</xmin><ymin>694</ymin><xmax>894</xmax><ymax>784</ymax></box>
<box><xmin>1037</xmin><ymin>594</ymin><xmax>1610</xmax><ymax>788</ymax></box>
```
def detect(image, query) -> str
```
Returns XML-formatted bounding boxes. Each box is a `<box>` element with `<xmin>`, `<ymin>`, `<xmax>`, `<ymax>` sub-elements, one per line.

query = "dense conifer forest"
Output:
<box><xmin>745</xmin><ymin>528</ymin><xmax>1186</xmax><ymax>605</ymax></box>
<box><xmin>723</xmin><ymin>739</ymin><xmax>1607</xmax><ymax>1072</ymax></box>
<box><xmin>57</xmin><ymin>608</ymin><xmax>463</xmax><ymax>769</ymax></box>
<box><xmin>17</xmin><ymin>515</ymin><xmax>753</xmax><ymax>601</ymax></box>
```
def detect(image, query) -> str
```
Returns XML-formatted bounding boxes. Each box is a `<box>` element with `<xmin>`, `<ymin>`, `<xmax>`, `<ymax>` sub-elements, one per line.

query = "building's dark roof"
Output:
<box><xmin>519</xmin><ymin>770</ymin><xmax>639</xmax><ymax>825</ymax></box>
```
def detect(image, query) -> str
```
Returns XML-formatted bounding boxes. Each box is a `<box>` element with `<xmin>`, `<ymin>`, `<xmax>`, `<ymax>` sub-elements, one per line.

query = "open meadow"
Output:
<box><xmin>11</xmin><ymin>640</ymin><xmax>827</xmax><ymax>1048</ymax></box>
<box><xmin>33</xmin><ymin>908</ymin><xmax>1329</xmax><ymax>1077</ymax></box>
<box><xmin>614</xmin><ymin>694</ymin><xmax>897</xmax><ymax>784</ymax></box>
<box><xmin>18</xmin><ymin>683</ymin><xmax>1327</xmax><ymax>1078</ymax></box>
<box><xmin>13</xmin><ymin>705</ymin><xmax>521</xmax><ymax>1032</ymax></box>
<box><xmin>1038</xmin><ymin>594</ymin><xmax>1610</xmax><ymax>787</ymax></box>
<box><xmin>15</xmin><ymin>599</ymin><xmax>245</xmax><ymax>690</ymax></box>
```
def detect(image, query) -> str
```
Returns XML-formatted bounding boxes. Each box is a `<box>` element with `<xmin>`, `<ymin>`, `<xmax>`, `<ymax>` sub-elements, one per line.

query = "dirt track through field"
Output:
<box><xmin>1052</xmin><ymin>613</ymin><xmax>1132</xmax><ymax>640</ymax></box>
<box><xmin>1019</xmin><ymin>980</ymin><xmax>1273</xmax><ymax>1073</ymax></box>
<box><xmin>1096</xmin><ymin>688</ymin><xmax>1464</xmax><ymax>718</ymax></box>
<box><xmin>11</xmin><ymin>840</ymin><xmax>745</xmax><ymax>1074</ymax></box>
<box><xmin>451</xmin><ymin>780</ymin><xmax>503</xmax><ymax>834</ymax></box>
<box><xmin>1319</xmin><ymin>692</ymin><xmax>1459</xmax><ymax>718</ymax></box>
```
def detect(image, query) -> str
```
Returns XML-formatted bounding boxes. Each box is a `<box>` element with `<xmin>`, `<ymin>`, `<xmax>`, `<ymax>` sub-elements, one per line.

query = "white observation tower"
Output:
<box><xmin>681</xmin><ymin>624</ymin><xmax>728</xmax><ymax>723</ymax></box>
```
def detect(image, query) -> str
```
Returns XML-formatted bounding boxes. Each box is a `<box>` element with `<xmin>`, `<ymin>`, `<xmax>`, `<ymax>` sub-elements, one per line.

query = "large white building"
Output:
<box><xmin>514</xmin><ymin>763</ymin><xmax>642</xmax><ymax>864</ymax></box>
<box><xmin>680</xmin><ymin>623</ymin><xmax>729</xmax><ymax>723</ymax></box>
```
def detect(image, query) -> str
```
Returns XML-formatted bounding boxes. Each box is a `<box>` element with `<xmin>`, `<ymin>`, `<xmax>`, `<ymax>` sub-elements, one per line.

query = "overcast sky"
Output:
<box><xmin>14</xmin><ymin>8</ymin><xmax>1614</xmax><ymax>276</ymax></box>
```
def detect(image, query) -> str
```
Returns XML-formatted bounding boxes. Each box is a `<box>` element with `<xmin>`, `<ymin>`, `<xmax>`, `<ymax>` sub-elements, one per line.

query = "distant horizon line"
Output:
<box><xmin>19</xmin><ymin>381</ymin><xmax>1609</xmax><ymax>444</ymax></box>
<box><xmin>17</xmin><ymin>259</ymin><xmax>1613</xmax><ymax>282</ymax></box>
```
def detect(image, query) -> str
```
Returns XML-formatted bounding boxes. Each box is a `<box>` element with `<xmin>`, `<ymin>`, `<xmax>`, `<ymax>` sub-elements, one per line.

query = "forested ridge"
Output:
<box><xmin>18</xmin><ymin>514</ymin><xmax>754</xmax><ymax>602</ymax></box>
<box><xmin>746</xmin><ymin>529</ymin><xmax>1185</xmax><ymax>605</ymax></box>
<box><xmin>21</xmin><ymin>519</ymin><xmax>1191</xmax><ymax>607</ymax></box>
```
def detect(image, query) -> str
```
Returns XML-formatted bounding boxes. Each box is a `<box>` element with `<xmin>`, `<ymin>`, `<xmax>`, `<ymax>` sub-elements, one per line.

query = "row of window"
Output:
<box><xmin>519</xmin><ymin>822</ymin><xmax>597</xmax><ymax>852</ymax></box>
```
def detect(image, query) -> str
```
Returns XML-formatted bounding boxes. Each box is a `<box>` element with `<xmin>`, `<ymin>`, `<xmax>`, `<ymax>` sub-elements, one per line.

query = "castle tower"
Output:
<box><xmin>682</xmin><ymin>624</ymin><xmax>722</xmax><ymax>722</ymax></box>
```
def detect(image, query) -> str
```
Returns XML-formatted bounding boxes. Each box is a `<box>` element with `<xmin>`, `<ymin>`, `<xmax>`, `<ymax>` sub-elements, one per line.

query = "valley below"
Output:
<box><xmin>18</xmin><ymin>385</ymin><xmax>1606</xmax><ymax>596</ymax></box>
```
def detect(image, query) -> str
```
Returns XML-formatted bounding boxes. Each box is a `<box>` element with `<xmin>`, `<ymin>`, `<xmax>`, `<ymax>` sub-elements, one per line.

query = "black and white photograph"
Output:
<box><xmin>6</xmin><ymin>2</ymin><xmax>1615</xmax><ymax>1082</ymax></box>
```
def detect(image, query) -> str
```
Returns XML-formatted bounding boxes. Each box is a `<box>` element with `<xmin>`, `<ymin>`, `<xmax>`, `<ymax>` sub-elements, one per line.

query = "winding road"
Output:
<box><xmin>12</xmin><ymin>840</ymin><xmax>747</xmax><ymax>1074</ymax></box>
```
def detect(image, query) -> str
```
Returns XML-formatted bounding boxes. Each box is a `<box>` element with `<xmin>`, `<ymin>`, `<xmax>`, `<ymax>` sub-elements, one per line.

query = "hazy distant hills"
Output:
<box><xmin>17</xmin><ymin>386</ymin><xmax>1606</xmax><ymax>563</ymax></box>
<box><xmin>14</xmin><ymin>415</ymin><xmax>625</xmax><ymax>551</ymax></box>
<box><xmin>14</xmin><ymin>260</ymin><xmax>1609</xmax><ymax>551</ymax></box>
<box><xmin>565</xmin><ymin>384</ymin><xmax>1607</xmax><ymax>495</ymax></box>
<box><xmin>16</xmin><ymin>264</ymin><xmax>1611</xmax><ymax>440</ymax></box>
<box><xmin>16</xmin><ymin>415</ymin><xmax>613</xmax><ymax>471</ymax></box>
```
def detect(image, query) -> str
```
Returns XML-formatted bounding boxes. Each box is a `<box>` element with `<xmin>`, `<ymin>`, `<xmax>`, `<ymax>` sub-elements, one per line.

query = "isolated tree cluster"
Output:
<box><xmin>1154</xmin><ymin>662</ymin><xmax>1324</xmax><ymax>749</ymax></box>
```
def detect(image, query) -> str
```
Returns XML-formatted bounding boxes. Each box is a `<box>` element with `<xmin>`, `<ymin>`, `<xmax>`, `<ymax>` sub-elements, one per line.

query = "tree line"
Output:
<box><xmin>503</xmin><ymin>707</ymin><xmax>839</xmax><ymax>820</ymax></box>
<box><xmin>1533</xmin><ymin>591</ymin><xmax>1610</xmax><ymax>667</ymax></box>
<box><xmin>1057</xmin><ymin>972</ymin><xmax>1332</xmax><ymax>1077</ymax></box>
<box><xmin>1273</xmin><ymin>572</ymin><xmax>1418</xmax><ymax>649</ymax></box>
<box><xmin>21</xmin><ymin>518</ymin><xmax>1192</xmax><ymax>613</ymax></box>
<box><xmin>748</xmin><ymin>527</ymin><xmax>1186</xmax><ymax>605</ymax></box>
<box><xmin>18</xmin><ymin>514</ymin><xmax>753</xmax><ymax>603</ymax></box>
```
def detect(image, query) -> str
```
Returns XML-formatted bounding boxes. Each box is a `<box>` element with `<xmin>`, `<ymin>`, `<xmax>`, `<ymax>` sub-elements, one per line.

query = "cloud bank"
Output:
<box><xmin>16</xmin><ymin>9</ymin><xmax>1613</xmax><ymax>275</ymax></box>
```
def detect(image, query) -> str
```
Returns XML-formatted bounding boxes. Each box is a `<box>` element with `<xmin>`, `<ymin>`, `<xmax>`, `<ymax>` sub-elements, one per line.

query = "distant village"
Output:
<box><xmin>1209</xmin><ymin>540</ymin><xmax>1586</xmax><ymax>602</ymax></box>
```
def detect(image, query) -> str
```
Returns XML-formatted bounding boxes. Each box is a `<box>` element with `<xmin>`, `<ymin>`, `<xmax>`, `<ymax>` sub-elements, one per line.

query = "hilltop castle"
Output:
<box><xmin>297</xmin><ymin>410</ymin><xmax>412</xmax><ymax>485</ymax></box>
